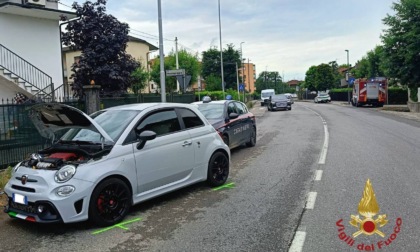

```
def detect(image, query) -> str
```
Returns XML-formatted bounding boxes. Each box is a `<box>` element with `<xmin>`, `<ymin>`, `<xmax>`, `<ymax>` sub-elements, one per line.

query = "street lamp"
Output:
<box><xmin>345</xmin><ymin>49</ymin><xmax>350</xmax><ymax>104</ymax></box>
<box><xmin>240</xmin><ymin>41</ymin><xmax>245</xmax><ymax>102</ymax></box>
<box><xmin>218</xmin><ymin>0</ymin><xmax>225</xmax><ymax>97</ymax></box>
<box><xmin>158</xmin><ymin>0</ymin><xmax>166</xmax><ymax>102</ymax></box>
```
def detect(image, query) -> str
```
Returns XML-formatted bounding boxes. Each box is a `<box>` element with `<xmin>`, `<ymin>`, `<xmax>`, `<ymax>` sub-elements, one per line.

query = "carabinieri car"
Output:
<box><xmin>192</xmin><ymin>97</ymin><xmax>256</xmax><ymax>149</ymax></box>
<box><xmin>4</xmin><ymin>103</ymin><xmax>230</xmax><ymax>226</ymax></box>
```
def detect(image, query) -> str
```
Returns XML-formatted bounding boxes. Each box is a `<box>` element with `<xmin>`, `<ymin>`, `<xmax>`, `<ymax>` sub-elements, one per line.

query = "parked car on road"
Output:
<box><xmin>4</xmin><ymin>103</ymin><xmax>230</xmax><ymax>226</ymax></box>
<box><xmin>268</xmin><ymin>94</ymin><xmax>292</xmax><ymax>111</ymax></box>
<box><xmin>314</xmin><ymin>92</ymin><xmax>331</xmax><ymax>103</ymax></box>
<box><xmin>284</xmin><ymin>93</ymin><xmax>294</xmax><ymax>104</ymax></box>
<box><xmin>193</xmin><ymin>97</ymin><xmax>256</xmax><ymax>149</ymax></box>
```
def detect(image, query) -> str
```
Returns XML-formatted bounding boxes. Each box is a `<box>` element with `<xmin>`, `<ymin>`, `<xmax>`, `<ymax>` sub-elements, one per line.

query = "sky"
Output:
<box><xmin>58</xmin><ymin>0</ymin><xmax>396</xmax><ymax>81</ymax></box>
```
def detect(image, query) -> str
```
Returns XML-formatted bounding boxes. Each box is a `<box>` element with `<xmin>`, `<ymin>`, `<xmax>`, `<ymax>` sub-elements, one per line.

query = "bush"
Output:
<box><xmin>0</xmin><ymin>166</ymin><xmax>12</xmax><ymax>190</ymax></box>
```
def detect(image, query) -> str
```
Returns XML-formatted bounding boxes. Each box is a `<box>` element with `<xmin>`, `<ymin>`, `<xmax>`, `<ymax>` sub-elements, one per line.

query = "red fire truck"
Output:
<box><xmin>351</xmin><ymin>77</ymin><xmax>387</xmax><ymax>107</ymax></box>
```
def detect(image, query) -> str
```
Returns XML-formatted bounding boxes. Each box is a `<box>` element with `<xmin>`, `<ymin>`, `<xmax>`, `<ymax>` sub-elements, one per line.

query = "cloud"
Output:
<box><xmin>60</xmin><ymin>0</ymin><xmax>395</xmax><ymax>81</ymax></box>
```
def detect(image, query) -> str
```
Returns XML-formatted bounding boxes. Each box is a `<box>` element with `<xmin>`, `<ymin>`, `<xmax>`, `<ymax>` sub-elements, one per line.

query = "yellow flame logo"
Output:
<box><xmin>350</xmin><ymin>179</ymin><xmax>388</xmax><ymax>237</ymax></box>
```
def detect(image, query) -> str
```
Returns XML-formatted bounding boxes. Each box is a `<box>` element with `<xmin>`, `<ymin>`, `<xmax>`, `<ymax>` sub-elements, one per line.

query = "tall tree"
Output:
<box><xmin>304</xmin><ymin>64</ymin><xmax>335</xmax><ymax>91</ymax></box>
<box><xmin>381</xmin><ymin>0</ymin><xmax>420</xmax><ymax>95</ymax></box>
<box><xmin>150</xmin><ymin>49</ymin><xmax>200</xmax><ymax>92</ymax></box>
<box><xmin>201</xmin><ymin>44</ymin><xmax>242</xmax><ymax>90</ymax></box>
<box><xmin>61</xmin><ymin>0</ymin><xmax>139</xmax><ymax>97</ymax></box>
<box><xmin>255</xmin><ymin>71</ymin><xmax>283</xmax><ymax>93</ymax></box>
<box><xmin>304</xmin><ymin>66</ymin><xmax>317</xmax><ymax>91</ymax></box>
<box><xmin>130</xmin><ymin>64</ymin><xmax>149</xmax><ymax>95</ymax></box>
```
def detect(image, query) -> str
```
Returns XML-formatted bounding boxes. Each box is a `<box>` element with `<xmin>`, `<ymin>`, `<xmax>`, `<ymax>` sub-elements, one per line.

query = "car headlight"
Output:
<box><xmin>12</xmin><ymin>162</ymin><xmax>22</xmax><ymax>174</ymax></box>
<box><xmin>54</xmin><ymin>165</ymin><xmax>76</xmax><ymax>183</ymax></box>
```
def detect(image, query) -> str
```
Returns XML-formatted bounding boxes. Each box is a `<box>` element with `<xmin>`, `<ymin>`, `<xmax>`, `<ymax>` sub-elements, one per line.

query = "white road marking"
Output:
<box><xmin>318</xmin><ymin>121</ymin><xmax>329</xmax><ymax>164</ymax></box>
<box><xmin>301</xmin><ymin>106</ymin><xmax>329</xmax><ymax>164</ymax></box>
<box><xmin>289</xmin><ymin>231</ymin><xmax>307</xmax><ymax>252</ymax></box>
<box><xmin>306</xmin><ymin>192</ymin><xmax>317</xmax><ymax>209</ymax></box>
<box><xmin>314</xmin><ymin>170</ymin><xmax>323</xmax><ymax>181</ymax></box>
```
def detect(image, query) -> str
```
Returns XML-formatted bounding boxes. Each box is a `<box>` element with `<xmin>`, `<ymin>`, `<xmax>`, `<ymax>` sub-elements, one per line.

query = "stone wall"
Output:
<box><xmin>407</xmin><ymin>101</ymin><xmax>420</xmax><ymax>112</ymax></box>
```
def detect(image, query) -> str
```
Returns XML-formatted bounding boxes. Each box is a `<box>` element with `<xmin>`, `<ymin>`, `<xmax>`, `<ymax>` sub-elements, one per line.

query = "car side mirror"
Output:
<box><xmin>136</xmin><ymin>130</ymin><xmax>157</xmax><ymax>150</ymax></box>
<box><xmin>229</xmin><ymin>112</ymin><xmax>239</xmax><ymax>119</ymax></box>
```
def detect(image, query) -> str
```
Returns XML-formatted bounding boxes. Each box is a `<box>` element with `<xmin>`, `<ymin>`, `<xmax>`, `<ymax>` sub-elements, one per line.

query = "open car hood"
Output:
<box><xmin>29</xmin><ymin>103</ymin><xmax>114</xmax><ymax>143</ymax></box>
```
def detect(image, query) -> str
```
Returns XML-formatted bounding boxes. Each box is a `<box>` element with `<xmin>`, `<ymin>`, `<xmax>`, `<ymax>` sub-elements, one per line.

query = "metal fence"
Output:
<box><xmin>0</xmin><ymin>93</ymin><xmax>195</xmax><ymax>169</ymax></box>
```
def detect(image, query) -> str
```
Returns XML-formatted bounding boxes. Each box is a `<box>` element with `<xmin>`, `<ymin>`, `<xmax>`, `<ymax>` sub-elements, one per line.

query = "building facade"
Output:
<box><xmin>62</xmin><ymin>36</ymin><xmax>158</xmax><ymax>97</ymax></box>
<box><xmin>239</xmin><ymin>60</ymin><xmax>256</xmax><ymax>93</ymax></box>
<box><xmin>0</xmin><ymin>0</ymin><xmax>76</xmax><ymax>101</ymax></box>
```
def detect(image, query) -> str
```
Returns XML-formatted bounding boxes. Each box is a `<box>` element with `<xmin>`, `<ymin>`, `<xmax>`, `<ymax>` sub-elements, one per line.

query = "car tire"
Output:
<box><xmin>207</xmin><ymin>152</ymin><xmax>229</xmax><ymax>187</ymax></box>
<box><xmin>288</xmin><ymin>106</ymin><xmax>292</xmax><ymax>110</ymax></box>
<box><xmin>89</xmin><ymin>178</ymin><xmax>132</xmax><ymax>227</ymax></box>
<box><xmin>246</xmin><ymin>128</ymin><xmax>256</xmax><ymax>147</ymax></box>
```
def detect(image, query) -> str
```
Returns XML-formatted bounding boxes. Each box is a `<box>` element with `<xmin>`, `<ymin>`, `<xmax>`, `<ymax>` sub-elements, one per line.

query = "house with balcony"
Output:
<box><xmin>62</xmin><ymin>36</ymin><xmax>158</xmax><ymax>97</ymax></box>
<box><xmin>0</xmin><ymin>0</ymin><xmax>76</xmax><ymax>101</ymax></box>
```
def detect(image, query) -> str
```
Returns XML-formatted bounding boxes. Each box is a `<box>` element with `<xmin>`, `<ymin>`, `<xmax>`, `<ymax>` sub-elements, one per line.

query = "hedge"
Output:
<box><xmin>329</xmin><ymin>88</ymin><xmax>407</xmax><ymax>104</ymax></box>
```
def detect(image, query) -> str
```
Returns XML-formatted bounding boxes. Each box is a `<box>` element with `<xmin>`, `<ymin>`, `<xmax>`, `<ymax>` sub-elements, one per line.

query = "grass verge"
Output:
<box><xmin>0</xmin><ymin>167</ymin><xmax>12</xmax><ymax>191</ymax></box>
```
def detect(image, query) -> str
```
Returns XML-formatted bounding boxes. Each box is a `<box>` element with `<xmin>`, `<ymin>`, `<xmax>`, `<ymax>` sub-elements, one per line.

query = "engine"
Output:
<box><xmin>24</xmin><ymin>152</ymin><xmax>86</xmax><ymax>170</ymax></box>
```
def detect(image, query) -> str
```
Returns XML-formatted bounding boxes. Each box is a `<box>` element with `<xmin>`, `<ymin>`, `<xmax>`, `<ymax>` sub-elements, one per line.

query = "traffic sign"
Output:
<box><xmin>166</xmin><ymin>69</ymin><xmax>185</xmax><ymax>76</ymax></box>
<box><xmin>239</xmin><ymin>83</ymin><xmax>245</xmax><ymax>91</ymax></box>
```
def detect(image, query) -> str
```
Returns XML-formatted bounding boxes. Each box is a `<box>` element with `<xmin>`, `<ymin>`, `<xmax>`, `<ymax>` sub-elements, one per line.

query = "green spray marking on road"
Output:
<box><xmin>92</xmin><ymin>217</ymin><xmax>142</xmax><ymax>235</ymax></box>
<box><xmin>212</xmin><ymin>182</ymin><xmax>235</xmax><ymax>191</ymax></box>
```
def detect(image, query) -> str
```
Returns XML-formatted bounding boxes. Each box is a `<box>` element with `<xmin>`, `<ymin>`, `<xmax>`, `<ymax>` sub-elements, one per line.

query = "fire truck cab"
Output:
<box><xmin>351</xmin><ymin>77</ymin><xmax>387</xmax><ymax>107</ymax></box>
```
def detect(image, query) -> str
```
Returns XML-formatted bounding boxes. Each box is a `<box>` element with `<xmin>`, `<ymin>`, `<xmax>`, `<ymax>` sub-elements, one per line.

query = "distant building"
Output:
<box><xmin>62</xmin><ymin>36</ymin><xmax>158</xmax><ymax>97</ymax></box>
<box><xmin>286</xmin><ymin>80</ymin><xmax>301</xmax><ymax>88</ymax></box>
<box><xmin>0</xmin><ymin>0</ymin><xmax>76</xmax><ymax>101</ymax></box>
<box><xmin>239</xmin><ymin>60</ymin><xmax>256</xmax><ymax>93</ymax></box>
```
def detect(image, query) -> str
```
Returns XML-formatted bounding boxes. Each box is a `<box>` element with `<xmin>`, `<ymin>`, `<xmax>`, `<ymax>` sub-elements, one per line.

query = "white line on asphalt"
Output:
<box><xmin>289</xmin><ymin>231</ymin><xmax>307</xmax><ymax>252</ymax></box>
<box><xmin>306</xmin><ymin>192</ymin><xmax>317</xmax><ymax>209</ymax></box>
<box><xmin>301</xmin><ymin>106</ymin><xmax>329</xmax><ymax>165</ymax></box>
<box><xmin>318</xmin><ymin>122</ymin><xmax>329</xmax><ymax>164</ymax></box>
<box><xmin>314</xmin><ymin>170</ymin><xmax>323</xmax><ymax>181</ymax></box>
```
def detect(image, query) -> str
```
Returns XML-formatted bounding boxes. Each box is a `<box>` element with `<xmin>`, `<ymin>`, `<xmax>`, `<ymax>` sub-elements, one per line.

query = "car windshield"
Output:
<box><xmin>272</xmin><ymin>94</ymin><xmax>287</xmax><ymax>100</ymax></box>
<box><xmin>60</xmin><ymin>109</ymin><xmax>140</xmax><ymax>143</ymax></box>
<box><xmin>262</xmin><ymin>92</ymin><xmax>275</xmax><ymax>98</ymax></box>
<box><xmin>196</xmin><ymin>103</ymin><xmax>225</xmax><ymax>119</ymax></box>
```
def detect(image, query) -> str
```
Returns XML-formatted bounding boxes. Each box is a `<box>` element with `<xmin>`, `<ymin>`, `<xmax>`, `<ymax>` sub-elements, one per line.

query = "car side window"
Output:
<box><xmin>136</xmin><ymin>110</ymin><xmax>181</xmax><ymax>137</ymax></box>
<box><xmin>177</xmin><ymin>108</ymin><xmax>204</xmax><ymax>129</ymax></box>
<box><xmin>234</xmin><ymin>102</ymin><xmax>244</xmax><ymax>115</ymax></box>
<box><xmin>227</xmin><ymin>102</ymin><xmax>237</xmax><ymax>115</ymax></box>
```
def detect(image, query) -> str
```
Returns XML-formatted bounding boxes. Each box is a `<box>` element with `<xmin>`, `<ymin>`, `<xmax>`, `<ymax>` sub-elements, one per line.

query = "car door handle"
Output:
<box><xmin>182</xmin><ymin>141</ymin><xmax>192</xmax><ymax>147</ymax></box>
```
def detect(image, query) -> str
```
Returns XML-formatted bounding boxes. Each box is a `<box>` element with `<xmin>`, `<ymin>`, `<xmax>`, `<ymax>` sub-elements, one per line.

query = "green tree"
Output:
<box><xmin>61</xmin><ymin>0</ymin><xmax>139</xmax><ymax>97</ymax></box>
<box><xmin>381</xmin><ymin>0</ymin><xmax>420</xmax><ymax>96</ymax></box>
<box><xmin>316</xmin><ymin>63</ymin><xmax>335</xmax><ymax>91</ymax></box>
<box><xmin>205</xmin><ymin>74</ymin><xmax>222</xmax><ymax>91</ymax></box>
<box><xmin>304</xmin><ymin>66</ymin><xmax>317</xmax><ymax>91</ymax></box>
<box><xmin>150</xmin><ymin>49</ymin><xmax>200</xmax><ymax>92</ymax></box>
<box><xmin>201</xmin><ymin>44</ymin><xmax>242</xmax><ymax>90</ymax></box>
<box><xmin>255</xmin><ymin>71</ymin><xmax>283</xmax><ymax>93</ymax></box>
<box><xmin>130</xmin><ymin>65</ymin><xmax>149</xmax><ymax>95</ymax></box>
<box><xmin>354</xmin><ymin>46</ymin><xmax>386</xmax><ymax>78</ymax></box>
<box><xmin>304</xmin><ymin>64</ymin><xmax>335</xmax><ymax>91</ymax></box>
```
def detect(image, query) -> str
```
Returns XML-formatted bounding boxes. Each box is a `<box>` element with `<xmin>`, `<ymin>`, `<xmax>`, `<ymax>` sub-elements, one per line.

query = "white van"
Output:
<box><xmin>260</xmin><ymin>89</ymin><xmax>275</xmax><ymax>106</ymax></box>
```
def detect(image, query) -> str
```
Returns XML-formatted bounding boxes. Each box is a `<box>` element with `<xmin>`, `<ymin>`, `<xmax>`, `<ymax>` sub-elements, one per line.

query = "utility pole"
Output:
<box><xmin>345</xmin><ymin>49</ymin><xmax>350</xmax><ymax>104</ymax></box>
<box><xmin>158</xmin><ymin>0</ymin><xmax>166</xmax><ymax>102</ymax></box>
<box><xmin>218</xmin><ymin>0</ymin><xmax>225</xmax><ymax>97</ymax></box>
<box><xmin>175</xmin><ymin>37</ymin><xmax>179</xmax><ymax>92</ymax></box>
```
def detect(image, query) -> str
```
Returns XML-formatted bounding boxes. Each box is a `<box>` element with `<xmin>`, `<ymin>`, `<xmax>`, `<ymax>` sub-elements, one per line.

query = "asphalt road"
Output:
<box><xmin>0</xmin><ymin>101</ymin><xmax>419</xmax><ymax>252</ymax></box>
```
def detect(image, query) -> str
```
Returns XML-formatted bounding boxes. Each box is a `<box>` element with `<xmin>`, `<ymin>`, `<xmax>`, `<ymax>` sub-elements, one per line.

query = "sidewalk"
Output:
<box><xmin>333</xmin><ymin>101</ymin><xmax>420</xmax><ymax>122</ymax></box>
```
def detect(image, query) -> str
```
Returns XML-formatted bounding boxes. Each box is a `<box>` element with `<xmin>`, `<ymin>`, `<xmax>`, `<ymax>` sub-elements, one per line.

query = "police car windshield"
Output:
<box><xmin>196</xmin><ymin>103</ymin><xmax>224</xmax><ymax>119</ymax></box>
